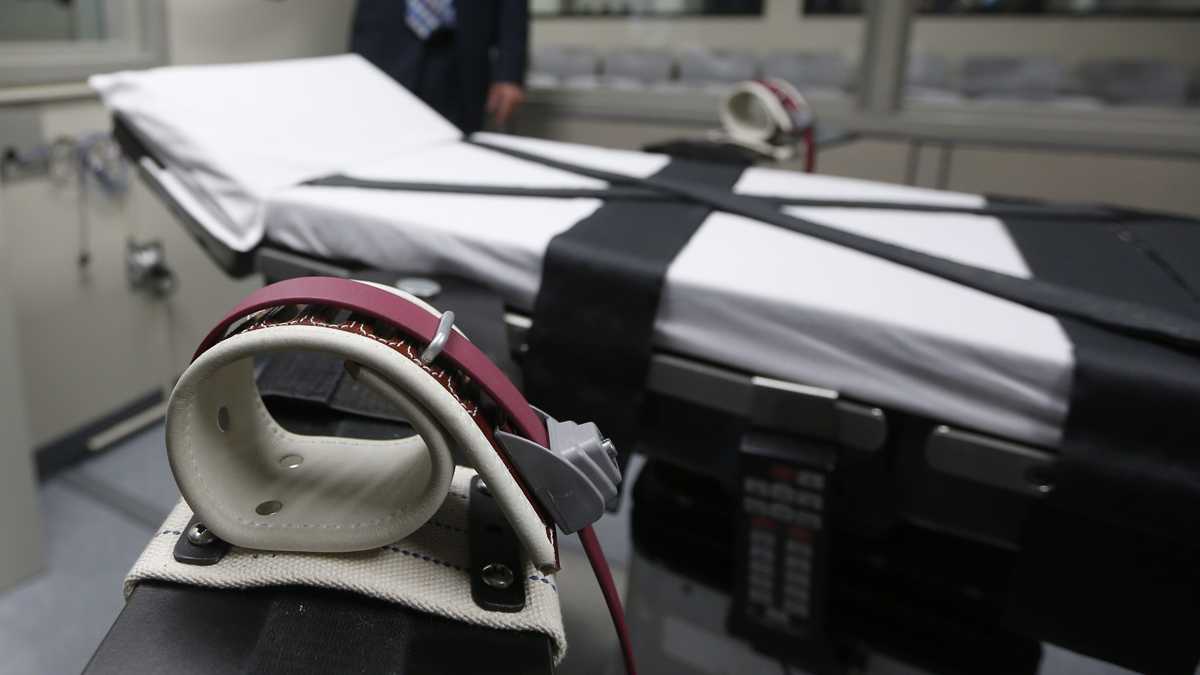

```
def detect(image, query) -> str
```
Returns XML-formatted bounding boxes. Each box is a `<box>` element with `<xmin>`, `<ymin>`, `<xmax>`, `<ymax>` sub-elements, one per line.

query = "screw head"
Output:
<box><xmin>278</xmin><ymin>454</ymin><xmax>304</xmax><ymax>469</ymax></box>
<box><xmin>1024</xmin><ymin>464</ymin><xmax>1056</xmax><ymax>495</ymax></box>
<box><xmin>481</xmin><ymin>563</ymin><xmax>514</xmax><ymax>589</ymax></box>
<box><xmin>186</xmin><ymin>522</ymin><xmax>215</xmax><ymax>546</ymax></box>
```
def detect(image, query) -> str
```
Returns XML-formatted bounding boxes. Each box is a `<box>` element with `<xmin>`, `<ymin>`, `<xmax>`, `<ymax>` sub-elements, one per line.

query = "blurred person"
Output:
<box><xmin>350</xmin><ymin>0</ymin><xmax>529</xmax><ymax>133</ymax></box>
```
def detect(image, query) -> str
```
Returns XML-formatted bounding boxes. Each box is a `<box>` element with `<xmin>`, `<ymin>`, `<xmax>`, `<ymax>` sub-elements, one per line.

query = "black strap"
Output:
<box><xmin>84</xmin><ymin>582</ymin><xmax>553</xmax><ymax>675</ymax></box>
<box><xmin>306</xmin><ymin>174</ymin><xmax>670</xmax><ymax>202</ymax></box>
<box><xmin>1001</xmin><ymin>213</ymin><xmax>1200</xmax><ymax>675</ymax></box>
<box><xmin>470</xmin><ymin>139</ymin><xmax>1200</xmax><ymax>355</ymax></box>
<box><xmin>255</xmin><ymin>274</ymin><xmax>517</xmax><ymax>439</ymax></box>
<box><xmin>521</xmin><ymin>158</ymin><xmax>745</xmax><ymax>454</ymax></box>
<box><xmin>305</xmin><ymin>173</ymin><xmax>1126</xmax><ymax>221</ymax></box>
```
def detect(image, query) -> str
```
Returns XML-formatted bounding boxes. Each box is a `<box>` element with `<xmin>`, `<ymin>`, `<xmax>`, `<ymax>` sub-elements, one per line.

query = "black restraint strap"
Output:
<box><xmin>305</xmin><ymin>173</ymin><xmax>1123</xmax><ymax>221</ymax></box>
<box><xmin>306</xmin><ymin>174</ymin><xmax>669</xmax><ymax>202</ymax></box>
<box><xmin>1000</xmin><ymin>211</ymin><xmax>1200</xmax><ymax>675</ymax></box>
<box><xmin>462</xmin><ymin>140</ymin><xmax>1200</xmax><ymax>669</ymax></box>
<box><xmin>520</xmin><ymin>159</ymin><xmax>745</xmax><ymax>454</ymax></box>
<box><xmin>470</xmin><ymin>139</ymin><xmax>1200</xmax><ymax>355</ymax></box>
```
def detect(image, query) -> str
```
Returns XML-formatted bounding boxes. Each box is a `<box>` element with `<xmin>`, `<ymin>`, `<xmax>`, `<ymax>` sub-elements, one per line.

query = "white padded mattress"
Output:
<box><xmin>92</xmin><ymin>55</ymin><xmax>1073</xmax><ymax>448</ymax></box>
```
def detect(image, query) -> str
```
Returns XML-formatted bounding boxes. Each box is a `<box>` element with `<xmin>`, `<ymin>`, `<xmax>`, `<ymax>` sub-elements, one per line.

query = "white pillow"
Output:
<box><xmin>91</xmin><ymin>54</ymin><xmax>462</xmax><ymax>252</ymax></box>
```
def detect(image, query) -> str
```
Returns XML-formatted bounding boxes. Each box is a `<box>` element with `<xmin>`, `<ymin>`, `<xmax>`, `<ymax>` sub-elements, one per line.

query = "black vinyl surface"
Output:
<box><xmin>84</xmin><ymin>582</ymin><xmax>553</xmax><ymax>675</ymax></box>
<box><xmin>1003</xmin><ymin>212</ymin><xmax>1200</xmax><ymax>675</ymax></box>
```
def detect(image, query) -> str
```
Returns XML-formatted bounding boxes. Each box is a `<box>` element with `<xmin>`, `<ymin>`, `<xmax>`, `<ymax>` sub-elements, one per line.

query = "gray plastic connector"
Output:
<box><xmin>495</xmin><ymin>408</ymin><xmax>622</xmax><ymax>534</ymax></box>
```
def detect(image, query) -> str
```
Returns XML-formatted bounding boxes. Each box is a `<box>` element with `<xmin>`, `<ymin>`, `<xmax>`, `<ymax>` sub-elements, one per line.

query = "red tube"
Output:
<box><xmin>578</xmin><ymin>525</ymin><xmax>637</xmax><ymax>675</ymax></box>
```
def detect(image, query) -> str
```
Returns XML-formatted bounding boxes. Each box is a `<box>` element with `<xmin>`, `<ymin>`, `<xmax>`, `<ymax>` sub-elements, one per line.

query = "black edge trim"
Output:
<box><xmin>35</xmin><ymin>388</ymin><xmax>164</xmax><ymax>480</ymax></box>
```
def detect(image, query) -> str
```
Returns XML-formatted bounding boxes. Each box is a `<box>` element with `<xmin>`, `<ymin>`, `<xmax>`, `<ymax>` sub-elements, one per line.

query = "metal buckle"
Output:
<box><xmin>420</xmin><ymin>310</ymin><xmax>456</xmax><ymax>364</ymax></box>
<box><xmin>495</xmin><ymin>408</ymin><xmax>622</xmax><ymax>534</ymax></box>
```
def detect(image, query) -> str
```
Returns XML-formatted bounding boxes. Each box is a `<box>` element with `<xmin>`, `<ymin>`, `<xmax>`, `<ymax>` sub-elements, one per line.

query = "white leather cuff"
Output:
<box><xmin>166</xmin><ymin>281</ymin><xmax>558</xmax><ymax>569</ymax></box>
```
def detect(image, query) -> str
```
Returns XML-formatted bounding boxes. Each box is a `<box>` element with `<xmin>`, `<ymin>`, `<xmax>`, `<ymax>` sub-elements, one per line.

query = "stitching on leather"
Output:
<box><xmin>529</xmin><ymin>575</ymin><xmax>558</xmax><ymax>592</ymax></box>
<box><xmin>383</xmin><ymin>545</ymin><xmax>466</xmax><ymax>572</ymax></box>
<box><xmin>427</xmin><ymin>519</ymin><xmax>467</xmax><ymax>534</ymax></box>
<box><xmin>157</xmin><ymin>520</ymin><xmax>468</xmax><ymax>539</ymax></box>
<box><xmin>153</xmin><ymin>529</ymin><xmax>468</xmax><ymax>573</ymax></box>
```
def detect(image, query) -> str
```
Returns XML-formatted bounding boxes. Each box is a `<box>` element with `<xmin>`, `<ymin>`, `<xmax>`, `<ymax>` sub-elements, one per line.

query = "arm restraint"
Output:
<box><xmin>720</xmin><ymin>78</ymin><xmax>816</xmax><ymax>170</ymax></box>
<box><xmin>167</xmin><ymin>276</ymin><xmax>636</xmax><ymax>675</ymax></box>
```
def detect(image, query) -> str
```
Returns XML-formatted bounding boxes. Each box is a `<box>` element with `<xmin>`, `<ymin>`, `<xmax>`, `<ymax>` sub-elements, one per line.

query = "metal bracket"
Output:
<box><xmin>925</xmin><ymin>425</ymin><xmax>1057</xmax><ymax>498</ymax></box>
<box><xmin>503</xmin><ymin>313</ymin><xmax>889</xmax><ymax>452</ymax></box>
<box><xmin>495</xmin><ymin>408</ymin><xmax>621</xmax><ymax>534</ymax></box>
<box><xmin>468</xmin><ymin>475</ymin><xmax>527</xmax><ymax>613</ymax></box>
<box><xmin>173</xmin><ymin>516</ymin><xmax>230</xmax><ymax>566</ymax></box>
<box><xmin>126</xmin><ymin>238</ymin><xmax>177</xmax><ymax>297</ymax></box>
<box><xmin>749</xmin><ymin>376</ymin><xmax>888</xmax><ymax>453</ymax></box>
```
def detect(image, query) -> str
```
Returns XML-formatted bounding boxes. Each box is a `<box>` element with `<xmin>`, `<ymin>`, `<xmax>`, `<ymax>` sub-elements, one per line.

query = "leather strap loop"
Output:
<box><xmin>196</xmin><ymin>276</ymin><xmax>549</xmax><ymax>448</ymax></box>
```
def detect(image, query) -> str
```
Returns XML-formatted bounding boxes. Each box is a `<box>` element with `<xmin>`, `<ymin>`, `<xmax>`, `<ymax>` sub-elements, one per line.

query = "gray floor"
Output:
<box><xmin>0</xmin><ymin>425</ymin><xmax>1140</xmax><ymax>675</ymax></box>
<box><xmin>0</xmin><ymin>423</ymin><xmax>629</xmax><ymax>675</ymax></box>
<box><xmin>0</xmin><ymin>425</ymin><xmax>177</xmax><ymax>675</ymax></box>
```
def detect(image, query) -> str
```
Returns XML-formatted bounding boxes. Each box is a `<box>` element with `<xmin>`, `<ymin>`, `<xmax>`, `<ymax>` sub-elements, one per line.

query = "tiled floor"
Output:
<box><xmin>0</xmin><ymin>424</ymin><xmax>1140</xmax><ymax>675</ymax></box>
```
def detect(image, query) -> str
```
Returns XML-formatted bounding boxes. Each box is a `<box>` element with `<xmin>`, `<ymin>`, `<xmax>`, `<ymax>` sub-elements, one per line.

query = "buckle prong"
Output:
<box><xmin>420</xmin><ymin>311</ymin><xmax>456</xmax><ymax>364</ymax></box>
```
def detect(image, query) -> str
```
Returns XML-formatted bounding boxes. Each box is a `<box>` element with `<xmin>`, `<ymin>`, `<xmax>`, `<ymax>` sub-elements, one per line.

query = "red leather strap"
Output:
<box><xmin>803</xmin><ymin>126</ymin><xmax>816</xmax><ymax>173</ymax></box>
<box><xmin>195</xmin><ymin>276</ymin><xmax>548</xmax><ymax>447</ymax></box>
<box><xmin>581</xmin><ymin>525</ymin><xmax>638</xmax><ymax>675</ymax></box>
<box><xmin>195</xmin><ymin>276</ymin><xmax>636</xmax><ymax>675</ymax></box>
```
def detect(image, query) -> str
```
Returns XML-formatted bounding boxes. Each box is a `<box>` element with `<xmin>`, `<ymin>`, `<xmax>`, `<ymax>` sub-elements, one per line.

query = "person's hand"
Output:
<box><xmin>486</xmin><ymin>82</ymin><xmax>526</xmax><ymax>127</ymax></box>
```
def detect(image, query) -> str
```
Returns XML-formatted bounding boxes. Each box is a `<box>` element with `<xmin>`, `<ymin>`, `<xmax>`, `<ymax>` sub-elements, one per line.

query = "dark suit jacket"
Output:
<box><xmin>351</xmin><ymin>0</ymin><xmax>529</xmax><ymax>133</ymax></box>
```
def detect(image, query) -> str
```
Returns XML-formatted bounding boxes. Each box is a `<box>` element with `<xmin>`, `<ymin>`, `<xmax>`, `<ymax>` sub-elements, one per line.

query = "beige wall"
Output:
<box><xmin>910</xmin><ymin>17</ymin><xmax>1200</xmax><ymax>67</ymax></box>
<box><xmin>166</xmin><ymin>0</ymin><xmax>354</xmax><ymax>66</ymax></box>
<box><xmin>0</xmin><ymin>186</ymin><xmax>43</xmax><ymax>590</ymax></box>
<box><xmin>0</xmin><ymin>0</ymin><xmax>356</xmax><ymax>449</ymax></box>
<box><xmin>1</xmin><ymin>97</ymin><xmax>263</xmax><ymax>447</ymax></box>
<box><xmin>943</xmin><ymin>145</ymin><xmax>1200</xmax><ymax>216</ymax></box>
<box><xmin>533</xmin><ymin>0</ymin><xmax>863</xmax><ymax>56</ymax></box>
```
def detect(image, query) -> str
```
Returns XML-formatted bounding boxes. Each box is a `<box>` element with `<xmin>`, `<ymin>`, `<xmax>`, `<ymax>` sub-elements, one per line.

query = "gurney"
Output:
<box><xmin>93</xmin><ymin>55</ymin><xmax>1200</xmax><ymax>674</ymax></box>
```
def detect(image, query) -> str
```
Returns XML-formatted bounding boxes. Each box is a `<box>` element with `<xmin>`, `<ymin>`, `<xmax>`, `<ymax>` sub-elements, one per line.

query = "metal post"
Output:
<box><xmin>936</xmin><ymin>142</ymin><xmax>955</xmax><ymax>190</ymax></box>
<box><xmin>905</xmin><ymin>140</ymin><xmax>923</xmax><ymax>186</ymax></box>
<box><xmin>0</xmin><ymin>203</ymin><xmax>44</xmax><ymax>593</ymax></box>
<box><xmin>857</xmin><ymin>0</ymin><xmax>916</xmax><ymax>114</ymax></box>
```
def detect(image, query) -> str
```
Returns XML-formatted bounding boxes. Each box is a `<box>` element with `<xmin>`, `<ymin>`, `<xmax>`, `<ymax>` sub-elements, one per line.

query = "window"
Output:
<box><xmin>533</xmin><ymin>0</ymin><xmax>764</xmax><ymax>17</ymax></box>
<box><xmin>0</xmin><ymin>0</ymin><xmax>165</xmax><ymax>88</ymax></box>
<box><xmin>0</xmin><ymin>0</ymin><xmax>108</xmax><ymax>41</ymax></box>
<box><xmin>804</xmin><ymin>0</ymin><xmax>1200</xmax><ymax>15</ymax></box>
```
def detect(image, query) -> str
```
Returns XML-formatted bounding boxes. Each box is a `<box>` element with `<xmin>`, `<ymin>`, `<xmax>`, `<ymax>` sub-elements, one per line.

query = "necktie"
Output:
<box><xmin>406</xmin><ymin>0</ymin><xmax>456</xmax><ymax>40</ymax></box>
